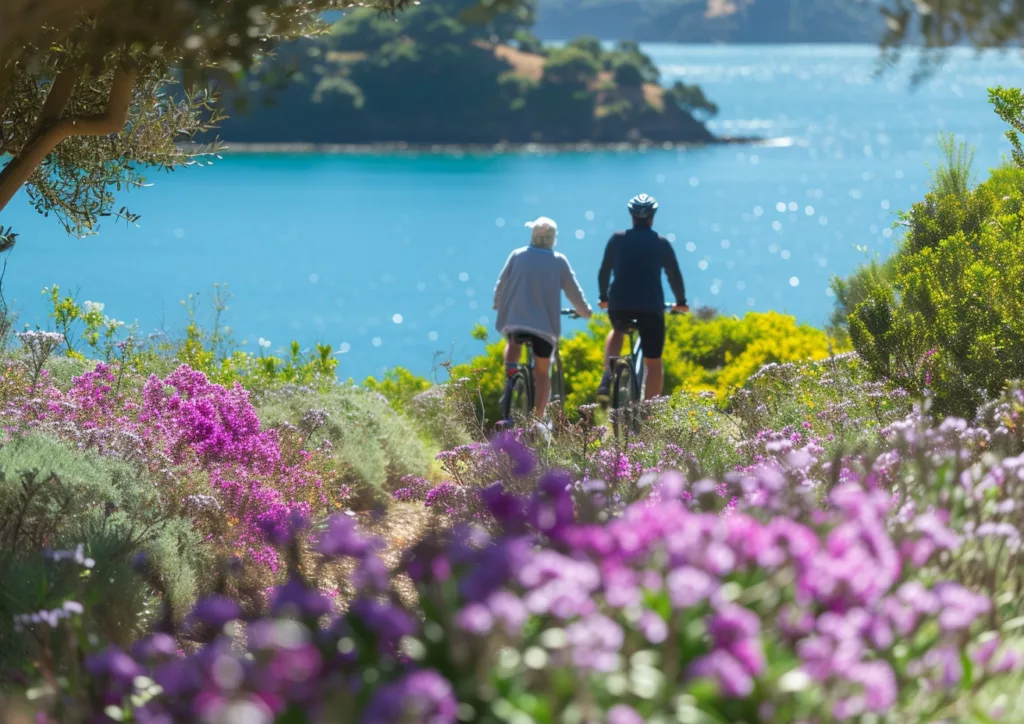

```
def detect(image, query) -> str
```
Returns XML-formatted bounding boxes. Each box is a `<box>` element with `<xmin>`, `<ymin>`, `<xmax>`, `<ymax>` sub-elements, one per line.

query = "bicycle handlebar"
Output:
<box><xmin>561</xmin><ymin>305</ymin><xmax>688</xmax><ymax>319</ymax></box>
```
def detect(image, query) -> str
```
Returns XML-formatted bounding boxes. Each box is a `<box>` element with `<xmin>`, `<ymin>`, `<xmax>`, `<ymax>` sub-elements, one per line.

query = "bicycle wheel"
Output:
<box><xmin>631</xmin><ymin>337</ymin><xmax>646</xmax><ymax>402</ymax></box>
<box><xmin>609</xmin><ymin>361</ymin><xmax>637</xmax><ymax>440</ymax></box>
<box><xmin>501</xmin><ymin>367</ymin><xmax>534</xmax><ymax>428</ymax></box>
<box><xmin>549</xmin><ymin>351</ymin><xmax>566</xmax><ymax>410</ymax></box>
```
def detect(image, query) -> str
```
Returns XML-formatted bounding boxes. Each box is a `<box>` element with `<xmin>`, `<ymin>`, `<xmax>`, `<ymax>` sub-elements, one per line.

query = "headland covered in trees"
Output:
<box><xmin>202</xmin><ymin>0</ymin><xmax>740</xmax><ymax>150</ymax></box>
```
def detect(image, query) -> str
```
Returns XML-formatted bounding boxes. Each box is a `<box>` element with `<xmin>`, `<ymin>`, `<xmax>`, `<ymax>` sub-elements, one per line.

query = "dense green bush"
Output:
<box><xmin>256</xmin><ymin>385</ymin><xmax>431</xmax><ymax>507</ymax></box>
<box><xmin>846</xmin><ymin>163</ymin><xmax>1024</xmax><ymax>416</ymax></box>
<box><xmin>0</xmin><ymin>434</ymin><xmax>207</xmax><ymax>678</ymax></box>
<box><xmin>362</xmin><ymin>367</ymin><xmax>432</xmax><ymax>413</ymax></box>
<box><xmin>40</xmin><ymin>356</ymin><xmax>97</xmax><ymax>391</ymax></box>
<box><xmin>828</xmin><ymin>256</ymin><xmax>897</xmax><ymax>340</ymax></box>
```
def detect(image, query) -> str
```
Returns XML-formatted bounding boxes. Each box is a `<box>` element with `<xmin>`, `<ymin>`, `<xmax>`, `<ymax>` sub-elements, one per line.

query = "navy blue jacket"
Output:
<box><xmin>598</xmin><ymin>227</ymin><xmax>687</xmax><ymax>312</ymax></box>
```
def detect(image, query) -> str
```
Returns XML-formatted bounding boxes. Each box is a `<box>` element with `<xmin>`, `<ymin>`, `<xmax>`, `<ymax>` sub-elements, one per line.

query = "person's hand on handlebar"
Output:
<box><xmin>671</xmin><ymin>304</ymin><xmax>690</xmax><ymax>314</ymax></box>
<box><xmin>598</xmin><ymin>301</ymin><xmax>608</xmax><ymax>310</ymax></box>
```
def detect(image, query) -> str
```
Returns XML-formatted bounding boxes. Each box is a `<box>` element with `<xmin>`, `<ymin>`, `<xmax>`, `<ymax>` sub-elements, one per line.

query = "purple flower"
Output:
<box><xmin>666</xmin><ymin>566</ymin><xmax>717</xmax><ymax>608</ymax></box>
<box><xmin>638</xmin><ymin>610</ymin><xmax>668</xmax><ymax>644</ymax></box>
<box><xmin>481</xmin><ymin>482</ymin><xmax>528</xmax><ymax>533</ymax></box>
<box><xmin>350</xmin><ymin>599</ymin><xmax>417</xmax><ymax>649</ymax></box>
<box><xmin>459</xmin><ymin>536</ymin><xmax>531</xmax><ymax>603</ymax></box>
<box><xmin>257</xmin><ymin>508</ymin><xmax>309</xmax><ymax>546</ymax></box>
<box><xmin>317</xmin><ymin>514</ymin><xmax>376</xmax><ymax>559</ymax></box>
<box><xmin>454</xmin><ymin>603</ymin><xmax>494</xmax><ymax>634</ymax></box>
<box><xmin>565</xmin><ymin>613</ymin><xmax>624</xmax><ymax>672</ymax></box>
<box><xmin>84</xmin><ymin>646</ymin><xmax>141</xmax><ymax>683</ymax></box>
<box><xmin>708</xmin><ymin>604</ymin><xmax>760</xmax><ymax>644</ymax></box>
<box><xmin>935</xmin><ymin>583</ymin><xmax>990</xmax><ymax>632</ymax></box>
<box><xmin>729</xmin><ymin>637</ymin><xmax>766</xmax><ymax>678</ymax></box>
<box><xmin>528</xmin><ymin>471</ymin><xmax>575</xmax><ymax>540</ymax></box>
<box><xmin>849</xmin><ymin>660</ymin><xmax>897</xmax><ymax>712</ymax></box>
<box><xmin>688</xmin><ymin>650</ymin><xmax>753</xmax><ymax>697</ymax></box>
<box><xmin>362</xmin><ymin>669</ymin><xmax>458</xmax><ymax>724</ymax></box>
<box><xmin>403</xmin><ymin>540</ymin><xmax>453</xmax><ymax>584</ymax></box>
<box><xmin>607</xmin><ymin>704</ymin><xmax>644</xmax><ymax>724</ymax></box>
<box><xmin>270</xmin><ymin>577</ymin><xmax>333</xmax><ymax>619</ymax></box>
<box><xmin>152</xmin><ymin>659</ymin><xmax>197</xmax><ymax>697</ymax></box>
<box><xmin>487</xmin><ymin>591</ymin><xmax>528</xmax><ymax>634</ymax></box>
<box><xmin>492</xmin><ymin>431</ymin><xmax>536</xmax><ymax>477</ymax></box>
<box><xmin>354</xmin><ymin>554</ymin><xmax>390</xmax><ymax>593</ymax></box>
<box><xmin>132</xmin><ymin>633</ymin><xmax>178</xmax><ymax>662</ymax></box>
<box><xmin>188</xmin><ymin>595</ymin><xmax>240</xmax><ymax>630</ymax></box>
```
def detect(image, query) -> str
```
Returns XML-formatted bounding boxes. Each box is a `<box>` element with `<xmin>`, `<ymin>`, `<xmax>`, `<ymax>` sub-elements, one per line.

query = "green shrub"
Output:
<box><xmin>612</xmin><ymin>59</ymin><xmax>645</xmax><ymax>88</ymax></box>
<box><xmin>0</xmin><ymin>434</ymin><xmax>207</xmax><ymax>678</ymax></box>
<box><xmin>846</xmin><ymin>164</ymin><xmax>1024</xmax><ymax>416</ymax></box>
<box><xmin>362</xmin><ymin>367</ymin><xmax>431</xmax><ymax>414</ymax></box>
<box><xmin>927</xmin><ymin>131</ymin><xmax>976</xmax><ymax>199</ymax></box>
<box><xmin>828</xmin><ymin>256</ymin><xmax>898</xmax><ymax>339</ymax></box>
<box><xmin>38</xmin><ymin>283</ymin><xmax>339</xmax><ymax>394</ymax></box>
<box><xmin>406</xmin><ymin>381</ymin><xmax>477</xmax><ymax>451</ymax></box>
<box><xmin>730</xmin><ymin>352</ymin><xmax>911</xmax><ymax>448</ymax></box>
<box><xmin>42</xmin><ymin>355</ymin><xmax>97</xmax><ymax>391</ymax></box>
<box><xmin>257</xmin><ymin>385</ymin><xmax>431</xmax><ymax>507</ymax></box>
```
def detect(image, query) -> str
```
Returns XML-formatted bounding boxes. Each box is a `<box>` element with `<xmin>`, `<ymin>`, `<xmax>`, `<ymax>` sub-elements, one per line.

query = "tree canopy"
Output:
<box><xmin>881</xmin><ymin>0</ymin><xmax>1024</xmax><ymax>53</ymax></box>
<box><xmin>0</xmin><ymin>0</ymin><xmax>420</xmax><ymax>244</ymax></box>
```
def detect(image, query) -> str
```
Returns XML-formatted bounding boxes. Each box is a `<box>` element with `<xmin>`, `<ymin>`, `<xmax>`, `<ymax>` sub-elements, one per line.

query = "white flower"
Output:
<box><xmin>82</xmin><ymin>301</ymin><xmax>105</xmax><ymax>314</ymax></box>
<box><xmin>258</xmin><ymin>337</ymin><xmax>271</xmax><ymax>349</ymax></box>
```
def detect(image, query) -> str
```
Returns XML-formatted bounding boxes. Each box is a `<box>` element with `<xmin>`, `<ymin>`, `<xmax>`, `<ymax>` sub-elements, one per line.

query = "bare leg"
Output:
<box><xmin>504</xmin><ymin>340</ymin><xmax>522</xmax><ymax>367</ymax></box>
<box><xmin>534</xmin><ymin>357</ymin><xmax>551</xmax><ymax>419</ymax></box>
<box><xmin>604</xmin><ymin>329</ymin><xmax>624</xmax><ymax>372</ymax></box>
<box><xmin>644</xmin><ymin>357</ymin><xmax>663</xmax><ymax>399</ymax></box>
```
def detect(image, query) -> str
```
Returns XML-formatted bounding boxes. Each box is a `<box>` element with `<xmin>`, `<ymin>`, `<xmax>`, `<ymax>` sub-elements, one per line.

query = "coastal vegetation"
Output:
<box><xmin>4</xmin><ymin>98</ymin><xmax>1024</xmax><ymax>719</ymax></box>
<box><xmin>203</xmin><ymin>2</ymin><xmax>719</xmax><ymax>146</ymax></box>
<box><xmin>8</xmin><ymin>1</ymin><xmax>1024</xmax><ymax>723</ymax></box>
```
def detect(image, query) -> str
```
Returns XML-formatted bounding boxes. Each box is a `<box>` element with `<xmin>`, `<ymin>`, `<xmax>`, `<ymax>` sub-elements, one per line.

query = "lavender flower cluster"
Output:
<box><xmin>0</xmin><ymin>363</ymin><xmax>343</xmax><ymax>571</ymax></box>
<box><xmin>17</xmin><ymin>424</ymin><xmax>1023</xmax><ymax>724</ymax></box>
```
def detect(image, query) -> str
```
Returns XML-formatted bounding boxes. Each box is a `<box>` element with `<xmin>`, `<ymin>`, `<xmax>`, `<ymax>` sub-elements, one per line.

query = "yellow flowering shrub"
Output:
<box><xmin>374</xmin><ymin>311</ymin><xmax>846</xmax><ymax>424</ymax></box>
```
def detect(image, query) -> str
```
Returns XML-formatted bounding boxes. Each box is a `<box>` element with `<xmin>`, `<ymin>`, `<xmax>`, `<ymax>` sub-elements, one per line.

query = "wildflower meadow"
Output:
<box><xmin>5</xmin><ymin>97</ymin><xmax>1024</xmax><ymax>724</ymax></box>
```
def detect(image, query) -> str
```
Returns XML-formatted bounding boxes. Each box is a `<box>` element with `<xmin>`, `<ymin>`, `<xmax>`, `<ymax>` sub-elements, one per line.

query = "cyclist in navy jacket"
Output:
<box><xmin>597</xmin><ymin>194</ymin><xmax>689</xmax><ymax>402</ymax></box>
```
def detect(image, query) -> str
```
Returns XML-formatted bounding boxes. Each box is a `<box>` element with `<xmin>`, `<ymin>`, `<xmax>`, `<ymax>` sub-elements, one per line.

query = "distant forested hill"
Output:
<box><xmin>199</xmin><ymin>0</ymin><xmax>723</xmax><ymax>146</ymax></box>
<box><xmin>533</xmin><ymin>0</ymin><xmax>888</xmax><ymax>43</ymax></box>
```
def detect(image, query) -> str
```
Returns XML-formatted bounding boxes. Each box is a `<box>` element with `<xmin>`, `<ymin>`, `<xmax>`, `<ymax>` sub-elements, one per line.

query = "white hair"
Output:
<box><xmin>526</xmin><ymin>216</ymin><xmax>558</xmax><ymax>249</ymax></box>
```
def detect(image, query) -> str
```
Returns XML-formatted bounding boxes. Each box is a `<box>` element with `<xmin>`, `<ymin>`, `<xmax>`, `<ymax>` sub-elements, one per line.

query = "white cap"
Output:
<box><xmin>525</xmin><ymin>216</ymin><xmax>558</xmax><ymax>247</ymax></box>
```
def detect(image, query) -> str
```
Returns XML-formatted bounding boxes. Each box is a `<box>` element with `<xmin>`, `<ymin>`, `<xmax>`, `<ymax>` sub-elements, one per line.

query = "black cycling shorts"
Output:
<box><xmin>507</xmin><ymin>332</ymin><xmax>554</xmax><ymax>359</ymax></box>
<box><xmin>608</xmin><ymin>310</ymin><xmax>666</xmax><ymax>359</ymax></box>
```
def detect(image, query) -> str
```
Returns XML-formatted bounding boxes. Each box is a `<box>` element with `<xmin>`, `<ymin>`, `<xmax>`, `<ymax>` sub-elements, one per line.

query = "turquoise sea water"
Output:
<box><xmin>2</xmin><ymin>45</ymin><xmax>1023</xmax><ymax>380</ymax></box>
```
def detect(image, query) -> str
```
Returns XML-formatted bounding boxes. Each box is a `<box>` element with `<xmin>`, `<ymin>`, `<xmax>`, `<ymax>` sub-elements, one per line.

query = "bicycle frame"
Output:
<box><xmin>610</xmin><ymin>331</ymin><xmax>645</xmax><ymax>399</ymax></box>
<box><xmin>501</xmin><ymin>310</ymin><xmax>577</xmax><ymax>426</ymax></box>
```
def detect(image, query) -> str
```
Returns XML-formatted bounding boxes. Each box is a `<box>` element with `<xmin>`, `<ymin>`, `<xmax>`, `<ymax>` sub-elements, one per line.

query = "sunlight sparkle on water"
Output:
<box><xmin>4</xmin><ymin>44</ymin><xmax>1019</xmax><ymax>380</ymax></box>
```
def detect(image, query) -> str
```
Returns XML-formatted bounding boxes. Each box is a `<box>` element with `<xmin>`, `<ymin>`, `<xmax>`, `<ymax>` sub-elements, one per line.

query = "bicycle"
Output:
<box><xmin>501</xmin><ymin>309</ymin><xmax>580</xmax><ymax>427</ymax></box>
<box><xmin>608</xmin><ymin>304</ymin><xmax>681</xmax><ymax>439</ymax></box>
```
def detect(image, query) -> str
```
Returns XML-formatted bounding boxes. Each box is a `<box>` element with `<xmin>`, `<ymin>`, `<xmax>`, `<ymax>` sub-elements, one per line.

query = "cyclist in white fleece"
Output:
<box><xmin>493</xmin><ymin>216</ymin><xmax>592</xmax><ymax>420</ymax></box>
